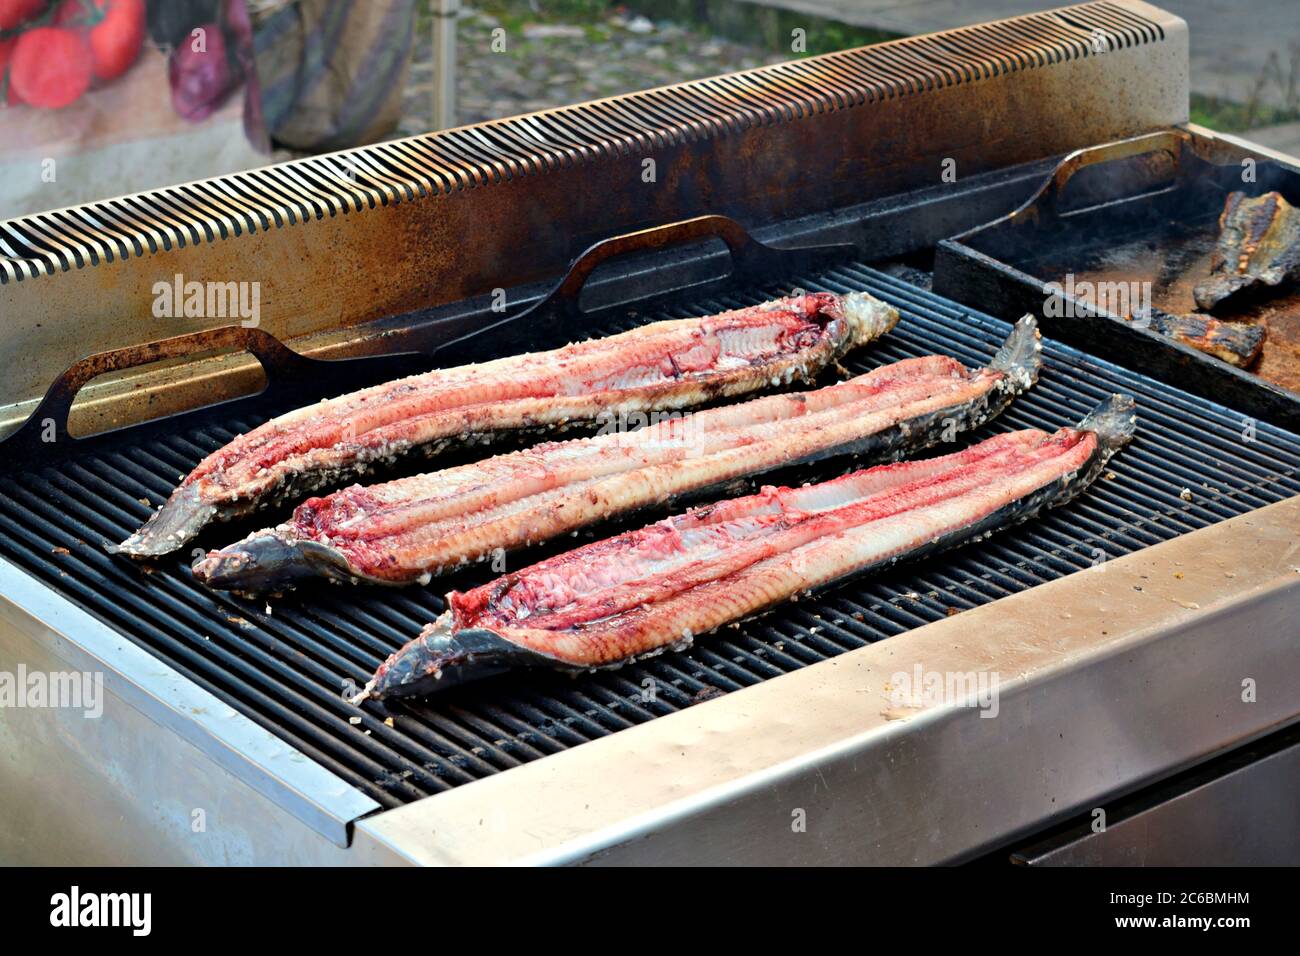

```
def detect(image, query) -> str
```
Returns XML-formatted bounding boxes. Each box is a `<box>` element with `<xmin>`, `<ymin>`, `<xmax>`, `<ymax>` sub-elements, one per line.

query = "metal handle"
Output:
<box><xmin>430</xmin><ymin>215</ymin><xmax>857</xmax><ymax>363</ymax></box>
<box><xmin>543</xmin><ymin>215</ymin><xmax>824</xmax><ymax>312</ymax></box>
<box><xmin>2</xmin><ymin>325</ymin><xmax>326</xmax><ymax>456</ymax></box>
<box><xmin>1</xmin><ymin>216</ymin><xmax>852</xmax><ymax>456</ymax></box>
<box><xmin>1015</xmin><ymin>129</ymin><xmax>1192</xmax><ymax>222</ymax></box>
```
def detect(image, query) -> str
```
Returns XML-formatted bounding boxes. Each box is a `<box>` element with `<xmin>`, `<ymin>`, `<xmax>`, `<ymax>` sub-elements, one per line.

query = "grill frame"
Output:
<box><xmin>3</xmin><ymin>0</ymin><xmax>1294</xmax><ymax>866</ymax></box>
<box><xmin>1</xmin><ymin>264</ymin><xmax>1297</xmax><ymax>819</ymax></box>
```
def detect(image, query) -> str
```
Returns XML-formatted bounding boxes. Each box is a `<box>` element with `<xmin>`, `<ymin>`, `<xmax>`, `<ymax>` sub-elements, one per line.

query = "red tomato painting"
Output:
<box><xmin>56</xmin><ymin>0</ymin><xmax>145</xmax><ymax>82</ymax></box>
<box><xmin>8</xmin><ymin>27</ymin><xmax>92</xmax><ymax>109</ymax></box>
<box><xmin>0</xmin><ymin>0</ymin><xmax>45</xmax><ymax>32</ymax></box>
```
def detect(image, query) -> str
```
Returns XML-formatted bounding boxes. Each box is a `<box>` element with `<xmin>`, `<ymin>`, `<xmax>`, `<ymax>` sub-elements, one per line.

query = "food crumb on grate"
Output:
<box><xmin>692</xmin><ymin>686</ymin><xmax>724</xmax><ymax>704</ymax></box>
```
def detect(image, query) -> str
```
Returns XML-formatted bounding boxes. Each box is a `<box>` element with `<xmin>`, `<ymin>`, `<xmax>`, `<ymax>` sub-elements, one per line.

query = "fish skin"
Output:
<box><xmin>114</xmin><ymin>291</ymin><xmax>899</xmax><ymax>558</ymax></box>
<box><xmin>1147</xmin><ymin>310</ymin><xmax>1265</xmax><ymax>368</ymax></box>
<box><xmin>1194</xmin><ymin>190</ymin><xmax>1300</xmax><ymax>312</ymax></box>
<box><xmin>359</xmin><ymin>393</ymin><xmax>1135</xmax><ymax>702</ymax></box>
<box><xmin>196</xmin><ymin>316</ymin><xmax>1042</xmax><ymax>596</ymax></box>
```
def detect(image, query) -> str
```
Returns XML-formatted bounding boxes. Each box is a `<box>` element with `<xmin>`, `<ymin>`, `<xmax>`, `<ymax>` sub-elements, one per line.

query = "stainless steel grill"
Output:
<box><xmin>2</xmin><ymin>0</ymin><xmax>1296</xmax><ymax>865</ymax></box>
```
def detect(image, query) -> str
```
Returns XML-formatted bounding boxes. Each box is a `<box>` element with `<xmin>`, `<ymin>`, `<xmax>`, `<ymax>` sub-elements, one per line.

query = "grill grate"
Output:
<box><xmin>2</xmin><ymin>264</ymin><xmax>1298</xmax><ymax>809</ymax></box>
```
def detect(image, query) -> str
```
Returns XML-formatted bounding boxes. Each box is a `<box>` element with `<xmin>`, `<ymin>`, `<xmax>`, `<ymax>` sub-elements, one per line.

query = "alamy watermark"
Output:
<box><xmin>0</xmin><ymin>665</ymin><xmax>103</xmax><ymax>718</ymax></box>
<box><xmin>593</xmin><ymin>408</ymin><xmax>708</xmax><ymax>456</ymax></box>
<box><xmin>1043</xmin><ymin>274</ymin><xmax>1152</xmax><ymax>326</ymax></box>
<box><xmin>887</xmin><ymin>664</ymin><xmax>1001</xmax><ymax>718</ymax></box>
<box><xmin>50</xmin><ymin>886</ymin><xmax>150</xmax><ymax>936</ymax></box>
<box><xmin>153</xmin><ymin>272</ymin><xmax>261</xmax><ymax>327</ymax></box>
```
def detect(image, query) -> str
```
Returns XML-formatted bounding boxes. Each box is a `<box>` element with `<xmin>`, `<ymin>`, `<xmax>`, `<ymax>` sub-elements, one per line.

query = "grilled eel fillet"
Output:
<box><xmin>1195</xmin><ymin>191</ymin><xmax>1300</xmax><ymax>312</ymax></box>
<box><xmin>115</xmin><ymin>291</ymin><xmax>900</xmax><ymax>557</ymax></box>
<box><xmin>195</xmin><ymin>316</ymin><xmax>1042</xmax><ymax>595</ymax></box>
<box><xmin>357</xmin><ymin>394</ymin><xmax>1136</xmax><ymax>701</ymax></box>
<box><xmin>1144</xmin><ymin>310</ymin><xmax>1265</xmax><ymax>368</ymax></box>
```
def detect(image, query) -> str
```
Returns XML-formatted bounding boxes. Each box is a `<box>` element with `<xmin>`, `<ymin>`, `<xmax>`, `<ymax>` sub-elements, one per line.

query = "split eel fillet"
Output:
<box><xmin>358</xmin><ymin>394</ymin><xmax>1136</xmax><ymax>701</ymax></box>
<box><xmin>195</xmin><ymin>316</ymin><xmax>1042</xmax><ymax>595</ymax></box>
<box><xmin>1194</xmin><ymin>190</ymin><xmax>1300</xmax><ymax>312</ymax></box>
<box><xmin>115</xmin><ymin>291</ymin><xmax>900</xmax><ymax>557</ymax></box>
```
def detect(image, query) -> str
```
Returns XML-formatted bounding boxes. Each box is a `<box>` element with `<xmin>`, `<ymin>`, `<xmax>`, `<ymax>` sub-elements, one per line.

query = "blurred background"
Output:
<box><xmin>2</xmin><ymin>0</ymin><xmax>1299</xmax><ymax>218</ymax></box>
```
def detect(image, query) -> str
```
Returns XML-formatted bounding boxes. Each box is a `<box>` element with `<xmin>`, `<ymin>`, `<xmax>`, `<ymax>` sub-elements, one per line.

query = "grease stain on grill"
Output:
<box><xmin>1</xmin><ymin>265</ymin><xmax>1299</xmax><ymax>808</ymax></box>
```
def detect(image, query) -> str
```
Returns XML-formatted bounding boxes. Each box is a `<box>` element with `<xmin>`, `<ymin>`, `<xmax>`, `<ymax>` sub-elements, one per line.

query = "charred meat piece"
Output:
<box><xmin>195</xmin><ymin>317</ymin><xmax>1042</xmax><ymax>595</ymax></box>
<box><xmin>115</xmin><ymin>291</ymin><xmax>899</xmax><ymax>558</ymax></box>
<box><xmin>1143</xmin><ymin>310</ymin><xmax>1265</xmax><ymax>368</ymax></box>
<box><xmin>1194</xmin><ymin>191</ymin><xmax>1300</xmax><ymax>311</ymax></box>
<box><xmin>358</xmin><ymin>394</ymin><xmax>1135</xmax><ymax>701</ymax></box>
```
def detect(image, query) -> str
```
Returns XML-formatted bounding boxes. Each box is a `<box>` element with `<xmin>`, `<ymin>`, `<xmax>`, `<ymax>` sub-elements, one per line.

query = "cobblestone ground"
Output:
<box><xmin>399</xmin><ymin>3</ymin><xmax>792</xmax><ymax>137</ymax></box>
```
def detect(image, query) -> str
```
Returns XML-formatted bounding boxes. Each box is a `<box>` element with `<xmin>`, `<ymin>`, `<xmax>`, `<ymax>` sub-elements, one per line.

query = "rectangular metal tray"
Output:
<box><xmin>934</xmin><ymin>130</ymin><xmax>1300</xmax><ymax>430</ymax></box>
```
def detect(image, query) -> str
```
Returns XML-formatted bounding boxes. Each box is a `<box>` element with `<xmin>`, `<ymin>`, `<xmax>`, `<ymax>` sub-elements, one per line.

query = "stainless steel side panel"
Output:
<box><xmin>1012</xmin><ymin>733</ymin><xmax>1300</xmax><ymax>865</ymax></box>
<box><xmin>355</xmin><ymin>496</ymin><xmax>1300</xmax><ymax>865</ymax></box>
<box><xmin>0</xmin><ymin>559</ymin><xmax>394</xmax><ymax>864</ymax></box>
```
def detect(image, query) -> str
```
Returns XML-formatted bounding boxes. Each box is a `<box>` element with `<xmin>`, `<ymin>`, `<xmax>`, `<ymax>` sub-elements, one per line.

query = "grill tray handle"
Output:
<box><xmin>540</xmin><ymin>214</ymin><xmax>845</xmax><ymax>307</ymax></box>
<box><xmin>429</xmin><ymin>214</ymin><xmax>857</xmax><ymax>363</ymax></box>
<box><xmin>1</xmin><ymin>325</ymin><xmax>352</xmax><ymax>458</ymax></box>
<box><xmin>1013</xmin><ymin>129</ymin><xmax>1197</xmax><ymax>223</ymax></box>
